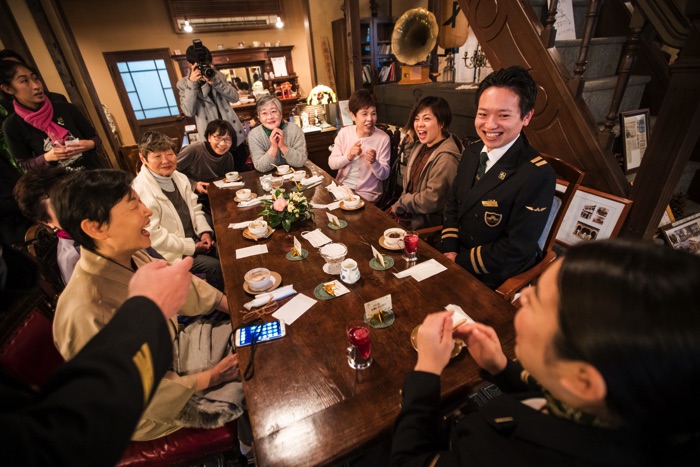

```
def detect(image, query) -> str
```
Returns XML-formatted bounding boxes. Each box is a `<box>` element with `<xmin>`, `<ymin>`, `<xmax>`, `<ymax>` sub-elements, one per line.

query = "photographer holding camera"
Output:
<box><xmin>177</xmin><ymin>40</ymin><xmax>249</xmax><ymax>171</ymax></box>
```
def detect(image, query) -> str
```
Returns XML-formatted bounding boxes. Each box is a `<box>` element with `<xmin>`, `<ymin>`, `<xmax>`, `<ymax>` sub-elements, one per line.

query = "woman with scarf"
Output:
<box><xmin>0</xmin><ymin>60</ymin><xmax>104</xmax><ymax>171</ymax></box>
<box><xmin>247</xmin><ymin>95</ymin><xmax>307</xmax><ymax>172</ymax></box>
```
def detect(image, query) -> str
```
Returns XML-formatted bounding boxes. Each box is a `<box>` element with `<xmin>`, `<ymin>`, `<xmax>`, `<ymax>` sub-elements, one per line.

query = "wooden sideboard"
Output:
<box><xmin>304</xmin><ymin>128</ymin><xmax>338</xmax><ymax>177</ymax></box>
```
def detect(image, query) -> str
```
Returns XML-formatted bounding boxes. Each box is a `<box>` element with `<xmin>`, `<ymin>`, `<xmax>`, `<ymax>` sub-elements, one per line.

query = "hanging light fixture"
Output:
<box><xmin>183</xmin><ymin>18</ymin><xmax>193</xmax><ymax>33</ymax></box>
<box><xmin>275</xmin><ymin>16</ymin><xmax>284</xmax><ymax>28</ymax></box>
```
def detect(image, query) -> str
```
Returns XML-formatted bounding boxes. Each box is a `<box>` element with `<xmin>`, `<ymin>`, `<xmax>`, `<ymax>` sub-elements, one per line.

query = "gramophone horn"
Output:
<box><xmin>392</xmin><ymin>8</ymin><xmax>439</xmax><ymax>66</ymax></box>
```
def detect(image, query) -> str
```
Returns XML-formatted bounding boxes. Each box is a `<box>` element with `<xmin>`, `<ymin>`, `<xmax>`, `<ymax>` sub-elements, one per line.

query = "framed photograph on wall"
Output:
<box><xmin>620</xmin><ymin>109</ymin><xmax>650</xmax><ymax>174</ymax></box>
<box><xmin>660</xmin><ymin>212</ymin><xmax>700</xmax><ymax>255</ymax></box>
<box><xmin>555</xmin><ymin>185</ymin><xmax>633</xmax><ymax>247</ymax></box>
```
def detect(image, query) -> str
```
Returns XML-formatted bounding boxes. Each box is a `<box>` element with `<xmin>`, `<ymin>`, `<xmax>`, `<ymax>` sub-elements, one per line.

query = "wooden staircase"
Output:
<box><xmin>456</xmin><ymin>0</ymin><xmax>700</xmax><ymax>238</ymax></box>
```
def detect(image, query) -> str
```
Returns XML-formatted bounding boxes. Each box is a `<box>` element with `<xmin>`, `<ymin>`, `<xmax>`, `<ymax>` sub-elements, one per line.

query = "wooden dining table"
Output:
<box><xmin>209</xmin><ymin>162</ymin><xmax>516</xmax><ymax>466</ymax></box>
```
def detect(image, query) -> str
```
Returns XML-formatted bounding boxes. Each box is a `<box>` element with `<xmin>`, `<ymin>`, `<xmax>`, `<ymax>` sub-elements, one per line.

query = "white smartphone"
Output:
<box><xmin>234</xmin><ymin>320</ymin><xmax>286</xmax><ymax>347</ymax></box>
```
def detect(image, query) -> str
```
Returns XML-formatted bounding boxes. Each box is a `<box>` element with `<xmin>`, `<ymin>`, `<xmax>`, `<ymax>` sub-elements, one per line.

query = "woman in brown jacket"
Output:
<box><xmin>391</xmin><ymin>96</ymin><xmax>462</xmax><ymax>231</ymax></box>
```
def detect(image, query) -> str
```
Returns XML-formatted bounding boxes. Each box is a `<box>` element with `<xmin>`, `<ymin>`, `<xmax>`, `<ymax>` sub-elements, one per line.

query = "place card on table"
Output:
<box><xmin>326</xmin><ymin>212</ymin><xmax>341</xmax><ymax>227</ymax></box>
<box><xmin>393</xmin><ymin>259</ymin><xmax>447</xmax><ymax>282</ymax></box>
<box><xmin>213</xmin><ymin>180</ymin><xmax>245</xmax><ymax>188</ymax></box>
<box><xmin>300</xmin><ymin>229</ymin><xmax>332</xmax><ymax>248</ymax></box>
<box><xmin>291</xmin><ymin>236</ymin><xmax>303</xmax><ymax>256</ymax></box>
<box><xmin>244</xmin><ymin>285</ymin><xmax>297</xmax><ymax>310</ymax></box>
<box><xmin>364</xmin><ymin>294</ymin><xmax>391</xmax><ymax>318</ymax></box>
<box><xmin>229</xmin><ymin>216</ymin><xmax>263</xmax><ymax>230</ymax></box>
<box><xmin>236</xmin><ymin>244</ymin><xmax>269</xmax><ymax>259</ymax></box>
<box><xmin>371</xmin><ymin>245</ymin><xmax>385</xmax><ymax>267</ymax></box>
<box><xmin>272</xmin><ymin>293</ymin><xmax>317</xmax><ymax>325</ymax></box>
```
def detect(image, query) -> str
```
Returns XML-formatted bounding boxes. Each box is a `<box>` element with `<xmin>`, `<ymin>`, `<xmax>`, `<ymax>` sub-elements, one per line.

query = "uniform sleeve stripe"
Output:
<box><xmin>441</xmin><ymin>233</ymin><xmax>458</xmax><ymax>239</ymax></box>
<box><xmin>535</xmin><ymin>161</ymin><xmax>548</xmax><ymax>166</ymax></box>
<box><xmin>530</xmin><ymin>156</ymin><xmax>543</xmax><ymax>164</ymax></box>
<box><xmin>476</xmin><ymin>246</ymin><xmax>489</xmax><ymax>274</ymax></box>
<box><xmin>441</xmin><ymin>227</ymin><xmax>459</xmax><ymax>233</ymax></box>
<box><xmin>470</xmin><ymin>248</ymin><xmax>482</xmax><ymax>274</ymax></box>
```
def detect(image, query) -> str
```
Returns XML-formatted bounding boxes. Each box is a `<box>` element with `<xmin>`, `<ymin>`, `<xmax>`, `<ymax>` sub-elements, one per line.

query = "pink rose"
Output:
<box><xmin>273</xmin><ymin>197</ymin><xmax>288</xmax><ymax>212</ymax></box>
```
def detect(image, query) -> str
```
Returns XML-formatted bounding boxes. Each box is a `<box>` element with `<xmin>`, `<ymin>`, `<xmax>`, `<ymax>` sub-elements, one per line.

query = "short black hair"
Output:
<box><xmin>204</xmin><ymin>119</ymin><xmax>236</xmax><ymax>145</ymax></box>
<box><xmin>13</xmin><ymin>167</ymin><xmax>70</xmax><ymax>223</ymax></box>
<box><xmin>556</xmin><ymin>239</ymin><xmax>700</xmax><ymax>439</ymax></box>
<box><xmin>0</xmin><ymin>60</ymin><xmax>36</xmax><ymax>99</ymax></box>
<box><xmin>348</xmin><ymin>89</ymin><xmax>376</xmax><ymax>114</ymax></box>
<box><xmin>51</xmin><ymin>169</ymin><xmax>134</xmax><ymax>252</ymax></box>
<box><xmin>0</xmin><ymin>49</ymin><xmax>26</xmax><ymax>63</ymax></box>
<box><xmin>185</xmin><ymin>44</ymin><xmax>211</xmax><ymax>65</ymax></box>
<box><xmin>404</xmin><ymin>96</ymin><xmax>452</xmax><ymax>138</ymax></box>
<box><xmin>476</xmin><ymin>66</ymin><xmax>537</xmax><ymax>119</ymax></box>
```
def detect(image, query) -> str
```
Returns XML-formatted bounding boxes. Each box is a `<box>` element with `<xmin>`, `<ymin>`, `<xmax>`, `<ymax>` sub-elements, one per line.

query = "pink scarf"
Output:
<box><xmin>13</xmin><ymin>98</ymin><xmax>70</xmax><ymax>144</ymax></box>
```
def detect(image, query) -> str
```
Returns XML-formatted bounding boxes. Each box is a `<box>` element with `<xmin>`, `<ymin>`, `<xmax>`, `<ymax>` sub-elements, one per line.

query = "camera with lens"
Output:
<box><xmin>192</xmin><ymin>39</ymin><xmax>216</xmax><ymax>80</ymax></box>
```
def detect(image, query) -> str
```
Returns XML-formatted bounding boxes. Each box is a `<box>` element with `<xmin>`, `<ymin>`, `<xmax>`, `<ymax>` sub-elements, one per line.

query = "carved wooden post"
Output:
<box><xmin>568</xmin><ymin>0</ymin><xmax>604</xmax><ymax>98</ymax></box>
<box><xmin>540</xmin><ymin>0</ymin><xmax>559</xmax><ymax>48</ymax></box>
<box><xmin>599</xmin><ymin>9</ymin><xmax>644</xmax><ymax>150</ymax></box>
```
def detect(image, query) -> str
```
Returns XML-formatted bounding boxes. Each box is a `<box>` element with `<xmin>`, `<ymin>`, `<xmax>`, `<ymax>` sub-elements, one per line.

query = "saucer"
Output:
<box><xmin>225</xmin><ymin>175</ymin><xmax>242</xmax><ymax>182</ymax></box>
<box><xmin>340</xmin><ymin>200</ymin><xmax>365</xmax><ymax>211</ymax></box>
<box><xmin>369</xmin><ymin>255</ymin><xmax>394</xmax><ymax>271</ymax></box>
<box><xmin>364</xmin><ymin>309</ymin><xmax>395</xmax><ymax>328</ymax></box>
<box><xmin>274</xmin><ymin>170</ymin><xmax>292</xmax><ymax>176</ymax></box>
<box><xmin>410</xmin><ymin>325</ymin><xmax>464</xmax><ymax>358</ymax></box>
<box><xmin>313</xmin><ymin>283</ymin><xmax>335</xmax><ymax>300</ymax></box>
<box><xmin>327</xmin><ymin>220</ymin><xmax>348</xmax><ymax>230</ymax></box>
<box><xmin>234</xmin><ymin>193</ymin><xmax>258</xmax><ymax>203</ymax></box>
<box><xmin>285</xmin><ymin>248</ymin><xmax>309</xmax><ymax>261</ymax></box>
<box><xmin>378</xmin><ymin>236</ymin><xmax>402</xmax><ymax>251</ymax></box>
<box><xmin>243</xmin><ymin>271</ymin><xmax>282</xmax><ymax>295</ymax></box>
<box><xmin>243</xmin><ymin>225</ymin><xmax>274</xmax><ymax>241</ymax></box>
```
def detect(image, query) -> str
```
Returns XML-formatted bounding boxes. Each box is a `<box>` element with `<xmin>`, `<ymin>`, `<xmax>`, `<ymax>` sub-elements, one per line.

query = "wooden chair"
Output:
<box><xmin>24</xmin><ymin>224</ymin><xmax>64</xmax><ymax>312</ymax></box>
<box><xmin>495</xmin><ymin>154</ymin><xmax>584</xmax><ymax>302</ymax></box>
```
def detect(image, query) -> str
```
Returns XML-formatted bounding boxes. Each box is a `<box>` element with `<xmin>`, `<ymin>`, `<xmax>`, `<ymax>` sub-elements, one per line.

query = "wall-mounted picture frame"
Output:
<box><xmin>660</xmin><ymin>212</ymin><xmax>700</xmax><ymax>255</ymax></box>
<box><xmin>337</xmin><ymin>100</ymin><xmax>353</xmax><ymax>127</ymax></box>
<box><xmin>555</xmin><ymin>184</ymin><xmax>633</xmax><ymax>247</ymax></box>
<box><xmin>620</xmin><ymin>109</ymin><xmax>650</xmax><ymax>174</ymax></box>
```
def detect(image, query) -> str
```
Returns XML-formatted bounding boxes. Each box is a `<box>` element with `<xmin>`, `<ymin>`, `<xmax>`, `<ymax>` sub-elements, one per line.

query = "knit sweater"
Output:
<box><xmin>247</xmin><ymin>121</ymin><xmax>308</xmax><ymax>172</ymax></box>
<box><xmin>177</xmin><ymin>141</ymin><xmax>236</xmax><ymax>182</ymax></box>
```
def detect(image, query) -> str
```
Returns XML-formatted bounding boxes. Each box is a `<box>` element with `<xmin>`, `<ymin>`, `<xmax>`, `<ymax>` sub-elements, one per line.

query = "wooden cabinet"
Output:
<box><xmin>304</xmin><ymin>129</ymin><xmax>338</xmax><ymax>178</ymax></box>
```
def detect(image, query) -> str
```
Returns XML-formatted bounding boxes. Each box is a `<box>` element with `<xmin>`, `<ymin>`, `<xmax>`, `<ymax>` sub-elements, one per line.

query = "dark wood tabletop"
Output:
<box><xmin>209</xmin><ymin>162</ymin><xmax>515</xmax><ymax>466</ymax></box>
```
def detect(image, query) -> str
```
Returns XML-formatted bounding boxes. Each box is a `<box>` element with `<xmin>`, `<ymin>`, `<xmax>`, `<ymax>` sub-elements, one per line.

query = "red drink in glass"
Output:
<box><xmin>403</xmin><ymin>232</ymin><xmax>419</xmax><ymax>261</ymax></box>
<box><xmin>346</xmin><ymin>321</ymin><xmax>372</xmax><ymax>369</ymax></box>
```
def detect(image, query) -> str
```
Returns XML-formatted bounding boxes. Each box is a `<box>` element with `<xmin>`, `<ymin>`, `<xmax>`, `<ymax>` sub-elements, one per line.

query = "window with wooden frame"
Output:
<box><xmin>166</xmin><ymin>0</ymin><xmax>285</xmax><ymax>33</ymax></box>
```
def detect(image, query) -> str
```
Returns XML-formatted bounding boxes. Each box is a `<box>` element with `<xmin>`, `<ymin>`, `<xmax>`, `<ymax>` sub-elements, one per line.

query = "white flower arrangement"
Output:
<box><xmin>307</xmin><ymin>84</ymin><xmax>337</xmax><ymax>106</ymax></box>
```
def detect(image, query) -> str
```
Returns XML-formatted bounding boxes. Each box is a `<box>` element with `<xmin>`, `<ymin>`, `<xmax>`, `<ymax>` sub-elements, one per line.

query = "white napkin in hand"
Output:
<box><xmin>243</xmin><ymin>285</ymin><xmax>297</xmax><ymax>310</ymax></box>
<box><xmin>301</xmin><ymin>175</ymin><xmax>324</xmax><ymax>187</ymax></box>
<box><xmin>229</xmin><ymin>216</ymin><xmax>263</xmax><ymax>230</ymax></box>
<box><xmin>445</xmin><ymin>304</ymin><xmax>475</xmax><ymax>327</ymax></box>
<box><xmin>213</xmin><ymin>180</ymin><xmax>245</xmax><ymax>188</ymax></box>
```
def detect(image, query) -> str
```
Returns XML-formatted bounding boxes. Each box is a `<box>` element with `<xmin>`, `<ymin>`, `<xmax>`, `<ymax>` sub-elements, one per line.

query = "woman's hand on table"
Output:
<box><xmin>443</xmin><ymin>252</ymin><xmax>457</xmax><ymax>262</ymax></box>
<box><xmin>414</xmin><ymin>311</ymin><xmax>455</xmax><ymax>376</ymax></box>
<box><xmin>454</xmin><ymin>322</ymin><xmax>508</xmax><ymax>375</ymax></box>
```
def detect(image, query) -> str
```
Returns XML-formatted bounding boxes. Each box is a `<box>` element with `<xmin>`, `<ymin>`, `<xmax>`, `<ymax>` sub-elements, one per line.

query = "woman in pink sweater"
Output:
<box><xmin>328</xmin><ymin>90</ymin><xmax>390</xmax><ymax>203</ymax></box>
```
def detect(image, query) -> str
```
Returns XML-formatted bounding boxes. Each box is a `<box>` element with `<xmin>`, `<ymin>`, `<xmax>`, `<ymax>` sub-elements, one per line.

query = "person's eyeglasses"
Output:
<box><xmin>211</xmin><ymin>134</ymin><xmax>233</xmax><ymax>144</ymax></box>
<box><xmin>239</xmin><ymin>299</ymin><xmax>279</xmax><ymax>323</ymax></box>
<box><xmin>259</xmin><ymin>109</ymin><xmax>280</xmax><ymax>118</ymax></box>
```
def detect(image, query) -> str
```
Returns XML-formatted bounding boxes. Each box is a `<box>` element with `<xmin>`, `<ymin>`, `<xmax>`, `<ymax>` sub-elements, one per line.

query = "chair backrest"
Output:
<box><xmin>24</xmin><ymin>224</ymin><xmax>64</xmax><ymax>311</ymax></box>
<box><xmin>539</xmin><ymin>154</ymin><xmax>585</xmax><ymax>253</ymax></box>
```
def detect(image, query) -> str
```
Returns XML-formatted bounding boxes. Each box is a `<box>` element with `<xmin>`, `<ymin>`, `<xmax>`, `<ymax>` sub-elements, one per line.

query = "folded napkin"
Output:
<box><xmin>326</xmin><ymin>181</ymin><xmax>352</xmax><ymax>200</ymax></box>
<box><xmin>229</xmin><ymin>216</ymin><xmax>263</xmax><ymax>230</ymax></box>
<box><xmin>445</xmin><ymin>304</ymin><xmax>475</xmax><ymax>326</ymax></box>
<box><xmin>235</xmin><ymin>244</ymin><xmax>269</xmax><ymax>259</ymax></box>
<box><xmin>310</xmin><ymin>201</ymin><xmax>340</xmax><ymax>210</ymax></box>
<box><xmin>300</xmin><ymin>229</ymin><xmax>332</xmax><ymax>248</ymax></box>
<box><xmin>282</xmin><ymin>173</ymin><xmax>295</xmax><ymax>180</ymax></box>
<box><xmin>301</xmin><ymin>175</ymin><xmax>324</xmax><ymax>187</ymax></box>
<box><xmin>213</xmin><ymin>180</ymin><xmax>245</xmax><ymax>188</ymax></box>
<box><xmin>393</xmin><ymin>259</ymin><xmax>447</xmax><ymax>282</ymax></box>
<box><xmin>243</xmin><ymin>285</ymin><xmax>297</xmax><ymax>310</ymax></box>
<box><xmin>238</xmin><ymin>194</ymin><xmax>272</xmax><ymax>208</ymax></box>
<box><xmin>272</xmin><ymin>293</ymin><xmax>317</xmax><ymax>325</ymax></box>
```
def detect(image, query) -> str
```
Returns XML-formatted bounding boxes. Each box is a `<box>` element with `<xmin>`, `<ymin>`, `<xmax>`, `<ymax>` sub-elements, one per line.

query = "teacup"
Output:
<box><xmin>245</xmin><ymin>268</ymin><xmax>272</xmax><ymax>291</ymax></box>
<box><xmin>292</xmin><ymin>170</ymin><xmax>306</xmax><ymax>182</ymax></box>
<box><xmin>383</xmin><ymin>228</ymin><xmax>406</xmax><ymax>247</ymax></box>
<box><xmin>340</xmin><ymin>259</ymin><xmax>360</xmax><ymax>284</ymax></box>
<box><xmin>345</xmin><ymin>195</ymin><xmax>361</xmax><ymax>208</ymax></box>
<box><xmin>252</xmin><ymin>41</ymin><xmax>261</xmax><ymax>47</ymax></box>
<box><xmin>276</xmin><ymin>164</ymin><xmax>290</xmax><ymax>174</ymax></box>
<box><xmin>226</xmin><ymin>171</ymin><xmax>239</xmax><ymax>182</ymax></box>
<box><xmin>248</xmin><ymin>219</ymin><xmax>268</xmax><ymax>237</ymax></box>
<box><xmin>236</xmin><ymin>188</ymin><xmax>251</xmax><ymax>200</ymax></box>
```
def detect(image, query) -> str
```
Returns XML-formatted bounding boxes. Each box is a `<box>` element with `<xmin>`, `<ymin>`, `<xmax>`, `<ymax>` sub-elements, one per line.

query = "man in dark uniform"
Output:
<box><xmin>0</xmin><ymin>255</ymin><xmax>194</xmax><ymax>465</ymax></box>
<box><xmin>439</xmin><ymin>66</ymin><xmax>555</xmax><ymax>289</ymax></box>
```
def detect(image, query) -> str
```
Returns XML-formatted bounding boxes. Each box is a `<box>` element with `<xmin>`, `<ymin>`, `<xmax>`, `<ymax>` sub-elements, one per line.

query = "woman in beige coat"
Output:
<box><xmin>391</xmin><ymin>96</ymin><xmax>462</xmax><ymax>231</ymax></box>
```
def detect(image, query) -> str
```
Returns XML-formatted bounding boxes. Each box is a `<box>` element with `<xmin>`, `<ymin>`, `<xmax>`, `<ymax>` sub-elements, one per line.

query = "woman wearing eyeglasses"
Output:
<box><xmin>248</xmin><ymin>95</ymin><xmax>307</xmax><ymax>172</ymax></box>
<box><xmin>177</xmin><ymin>119</ymin><xmax>238</xmax><ymax>195</ymax></box>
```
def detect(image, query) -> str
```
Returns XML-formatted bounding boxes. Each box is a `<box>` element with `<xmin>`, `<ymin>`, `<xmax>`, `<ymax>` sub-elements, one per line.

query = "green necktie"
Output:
<box><xmin>476</xmin><ymin>152</ymin><xmax>488</xmax><ymax>181</ymax></box>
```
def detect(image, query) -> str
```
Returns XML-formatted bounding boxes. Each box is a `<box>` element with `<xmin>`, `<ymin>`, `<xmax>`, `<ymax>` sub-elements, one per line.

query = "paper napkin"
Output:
<box><xmin>300</xmin><ymin>229</ymin><xmax>332</xmax><ymax>248</ymax></box>
<box><xmin>243</xmin><ymin>285</ymin><xmax>297</xmax><ymax>310</ymax></box>
<box><xmin>229</xmin><ymin>216</ymin><xmax>263</xmax><ymax>229</ymax></box>
<box><xmin>393</xmin><ymin>259</ymin><xmax>447</xmax><ymax>282</ymax></box>
<box><xmin>213</xmin><ymin>180</ymin><xmax>245</xmax><ymax>188</ymax></box>
<box><xmin>273</xmin><ymin>293</ymin><xmax>317</xmax><ymax>325</ymax></box>
<box><xmin>235</xmin><ymin>244</ymin><xmax>269</xmax><ymax>259</ymax></box>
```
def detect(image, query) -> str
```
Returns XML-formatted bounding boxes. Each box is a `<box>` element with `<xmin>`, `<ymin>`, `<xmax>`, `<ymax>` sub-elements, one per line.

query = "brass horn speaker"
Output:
<box><xmin>392</xmin><ymin>8</ymin><xmax>439</xmax><ymax>66</ymax></box>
